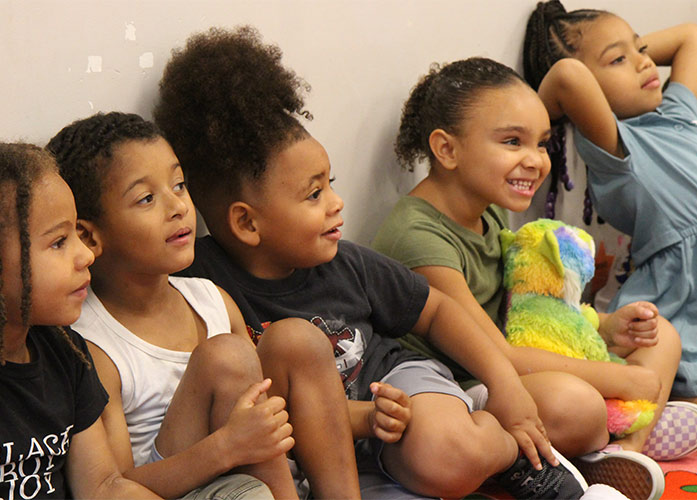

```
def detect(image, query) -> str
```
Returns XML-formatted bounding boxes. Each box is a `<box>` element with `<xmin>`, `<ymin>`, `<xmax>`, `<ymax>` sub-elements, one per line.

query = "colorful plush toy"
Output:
<box><xmin>500</xmin><ymin>219</ymin><xmax>655</xmax><ymax>438</ymax></box>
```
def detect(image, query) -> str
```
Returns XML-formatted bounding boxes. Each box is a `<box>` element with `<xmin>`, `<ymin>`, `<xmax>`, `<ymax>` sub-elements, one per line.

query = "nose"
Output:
<box><xmin>327</xmin><ymin>187</ymin><xmax>344</xmax><ymax>215</ymax></box>
<box><xmin>76</xmin><ymin>238</ymin><xmax>95</xmax><ymax>270</ymax></box>
<box><xmin>522</xmin><ymin>147</ymin><xmax>549</xmax><ymax>173</ymax></box>
<box><xmin>636</xmin><ymin>51</ymin><xmax>654</xmax><ymax>72</ymax></box>
<box><xmin>167</xmin><ymin>191</ymin><xmax>190</xmax><ymax>219</ymax></box>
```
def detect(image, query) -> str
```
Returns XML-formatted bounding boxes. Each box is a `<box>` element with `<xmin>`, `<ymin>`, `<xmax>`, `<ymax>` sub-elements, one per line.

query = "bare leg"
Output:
<box><xmin>156</xmin><ymin>334</ymin><xmax>298</xmax><ymax>499</ymax></box>
<box><xmin>381</xmin><ymin>392</ymin><xmax>518</xmax><ymax>499</ymax></box>
<box><xmin>614</xmin><ymin>316</ymin><xmax>681</xmax><ymax>451</ymax></box>
<box><xmin>256</xmin><ymin>318</ymin><xmax>361</xmax><ymax>500</ymax></box>
<box><xmin>522</xmin><ymin>371</ymin><xmax>609</xmax><ymax>456</ymax></box>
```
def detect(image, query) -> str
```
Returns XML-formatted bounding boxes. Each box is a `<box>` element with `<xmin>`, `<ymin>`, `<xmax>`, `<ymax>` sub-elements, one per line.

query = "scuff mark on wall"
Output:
<box><xmin>86</xmin><ymin>56</ymin><xmax>102</xmax><ymax>73</ymax></box>
<box><xmin>139</xmin><ymin>52</ymin><xmax>154</xmax><ymax>69</ymax></box>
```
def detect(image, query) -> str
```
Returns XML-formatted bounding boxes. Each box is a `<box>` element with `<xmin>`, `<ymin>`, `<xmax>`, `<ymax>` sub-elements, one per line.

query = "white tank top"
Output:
<box><xmin>72</xmin><ymin>276</ymin><xmax>231</xmax><ymax>466</ymax></box>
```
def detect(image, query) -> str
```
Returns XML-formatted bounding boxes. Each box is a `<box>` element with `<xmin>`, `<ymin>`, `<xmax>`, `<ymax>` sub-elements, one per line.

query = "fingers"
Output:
<box><xmin>370</xmin><ymin>382</ymin><xmax>412</xmax><ymax>443</ymax></box>
<box><xmin>511</xmin><ymin>422</ymin><xmax>556</xmax><ymax>472</ymax></box>
<box><xmin>236</xmin><ymin>378</ymin><xmax>273</xmax><ymax>409</ymax></box>
<box><xmin>371</xmin><ymin>382</ymin><xmax>411</xmax><ymax>407</ymax></box>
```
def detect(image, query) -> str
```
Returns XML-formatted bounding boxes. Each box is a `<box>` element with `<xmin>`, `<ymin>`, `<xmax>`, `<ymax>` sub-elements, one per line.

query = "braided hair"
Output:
<box><xmin>153</xmin><ymin>25</ymin><xmax>311</xmax><ymax>211</ymax></box>
<box><xmin>46</xmin><ymin>112</ymin><xmax>161</xmax><ymax>222</ymax></box>
<box><xmin>523</xmin><ymin>0</ymin><xmax>608</xmax><ymax>224</ymax></box>
<box><xmin>0</xmin><ymin>143</ymin><xmax>89</xmax><ymax>366</ymax></box>
<box><xmin>395</xmin><ymin>57</ymin><xmax>527</xmax><ymax>171</ymax></box>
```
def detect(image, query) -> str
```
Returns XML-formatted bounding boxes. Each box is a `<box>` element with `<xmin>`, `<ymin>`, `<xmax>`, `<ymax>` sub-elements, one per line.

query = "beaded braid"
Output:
<box><xmin>523</xmin><ymin>0</ymin><xmax>607</xmax><ymax>223</ymax></box>
<box><xmin>0</xmin><ymin>143</ymin><xmax>90</xmax><ymax>366</ymax></box>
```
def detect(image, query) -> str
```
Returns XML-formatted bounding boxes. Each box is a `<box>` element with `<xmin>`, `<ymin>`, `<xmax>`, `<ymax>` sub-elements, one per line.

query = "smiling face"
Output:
<box><xmin>1</xmin><ymin>171</ymin><xmax>94</xmax><ymax>330</ymax></box>
<box><xmin>451</xmin><ymin>81</ymin><xmax>552</xmax><ymax>214</ymax></box>
<box><xmin>90</xmin><ymin>137</ymin><xmax>196</xmax><ymax>276</ymax></box>
<box><xmin>576</xmin><ymin>14</ymin><xmax>662</xmax><ymax>119</ymax></box>
<box><xmin>248</xmin><ymin>136</ymin><xmax>344</xmax><ymax>279</ymax></box>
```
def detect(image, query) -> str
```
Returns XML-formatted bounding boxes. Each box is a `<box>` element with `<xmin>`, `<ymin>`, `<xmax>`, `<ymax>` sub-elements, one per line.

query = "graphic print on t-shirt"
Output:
<box><xmin>0</xmin><ymin>425</ymin><xmax>73</xmax><ymax>500</ymax></box>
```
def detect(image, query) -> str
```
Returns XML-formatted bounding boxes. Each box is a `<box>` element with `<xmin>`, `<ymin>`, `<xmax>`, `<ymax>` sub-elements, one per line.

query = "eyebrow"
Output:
<box><xmin>600</xmin><ymin>33</ymin><xmax>640</xmax><ymax>58</ymax></box>
<box><xmin>494</xmin><ymin>125</ymin><xmax>552</xmax><ymax>137</ymax></box>
<box><xmin>121</xmin><ymin>162</ymin><xmax>182</xmax><ymax>198</ymax></box>
<box><xmin>302</xmin><ymin>172</ymin><xmax>326</xmax><ymax>191</ymax></box>
<box><xmin>41</xmin><ymin>220</ymin><xmax>72</xmax><ymax>237</ymax></box>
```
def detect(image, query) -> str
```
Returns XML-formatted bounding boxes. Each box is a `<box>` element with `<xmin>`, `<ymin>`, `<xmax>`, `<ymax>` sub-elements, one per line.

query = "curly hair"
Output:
<box><xmin>395</xmin><ymin>57</ymin><xmax>526</xmax><ymax>171</ymax></box>
<box><xmin>523</xmin><ymin>0</ymin><xmax>608</xmax><ymax>223</ymax></box>
<box><xmin>153</xmin><ymin>25</ymin><xmax>311</xmax><ymax>208</ymax></box>
<box><xmin>0</xmin><ymin>143</ymin><xmax>89</xmax><ymax>366</ymax></box>
<box><xmin>46</xmin><ymin>112</ymin><xmax>162</xmax><ymax>221</ymax></box>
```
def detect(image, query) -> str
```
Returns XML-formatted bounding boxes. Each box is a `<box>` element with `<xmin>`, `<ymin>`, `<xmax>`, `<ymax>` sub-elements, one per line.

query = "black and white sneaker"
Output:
<box><xmin>496</xmin><ymin>447</ymin><xmax>588</xmax><ymax>499</ymax></box>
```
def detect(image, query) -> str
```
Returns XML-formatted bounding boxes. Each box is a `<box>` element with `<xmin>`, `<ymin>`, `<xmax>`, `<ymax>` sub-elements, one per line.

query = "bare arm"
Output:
<box><xmin>413</xmin><ymin>265</ymin><xmax>660</xmax><ymax>402</ymax></box>
<box><xmin>217</xmin><ymin>285</ymin><xmax>258</xmax><ymax>347</ymax></box>
<box><xmin>65</xmin><ymin>417</ymin><xmax>161</xmax><ymax>499</ymax></box>
<box><xmin>409</xmin><ymin>285</ymin><xmax>555</xmax><ymax>468</ymax></box>
<box><xmin>644</xmin><ymin>23</ymin><xmax>697</xmax><ymax>96</ymax></box>
<box><xmin>538</xmin><ymin>58</ymin><xmax>623</xmax><ymax>157</ymax></box>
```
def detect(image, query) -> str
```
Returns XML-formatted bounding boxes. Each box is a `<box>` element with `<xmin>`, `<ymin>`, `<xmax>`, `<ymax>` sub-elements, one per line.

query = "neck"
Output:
<box><xmin>410</xmin><ymin>169</ymin><xmax>488</xmax><ymax>234</ymax></box>
<box><xmin>91</xmin><ymin>266</ymin><xmax>173</xmax><ymax>315</ymax></box>
<box><xmin>213</xmin><ymin>232</ymin><xmax>295</xmax><ymax>280</ymax></box>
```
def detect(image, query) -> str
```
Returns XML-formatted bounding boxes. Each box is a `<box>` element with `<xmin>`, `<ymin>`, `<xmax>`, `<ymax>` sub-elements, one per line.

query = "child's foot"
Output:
<box><xmin>642</xmin><ymin>400</ymin><xmax>697</xmax><ymax>461</ymax></box>
<box><xmin>572</xmin><ymin>446</ymin><xmax>664</xmax><ymax>500</ymax></box>
<box><xmin>496</xmin><ymin>446</ymin><xmax>587</xmax><ymax>499</ymax></box>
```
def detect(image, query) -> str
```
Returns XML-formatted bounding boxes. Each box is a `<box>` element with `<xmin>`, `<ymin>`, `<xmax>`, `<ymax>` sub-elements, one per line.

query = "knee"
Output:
<box><xmin>256</xmin><ymin>317</ymin><xmax>334</xmax><ymax>365</ymax></box>
<box><xmin>393</xmin><ymin>411</ymin><xmax>512</xmax><ymax>497</ymax></box>
<box><xmin>189</xmin><ymin>333</ymin><xmax>262</xmax><ymax>382</ymax></box>
<box><xmin>534</xmin><ymin>373</ymin><xmax>608</xmax><ymax>455</ymax></box>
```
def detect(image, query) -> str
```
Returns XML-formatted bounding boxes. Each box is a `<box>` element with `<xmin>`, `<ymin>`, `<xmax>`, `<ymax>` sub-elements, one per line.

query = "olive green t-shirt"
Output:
<box><xmin>371</xmin><ymin>196</ymin><xmax>508</xmax><ymax>386</ymax></box>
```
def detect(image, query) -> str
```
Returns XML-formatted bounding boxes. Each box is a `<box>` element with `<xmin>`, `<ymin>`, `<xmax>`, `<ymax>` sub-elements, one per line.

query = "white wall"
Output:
<box><xmin>3</xmin><ymin>0</ymin><xmax>696</xmax><ymax>244</ymax></box>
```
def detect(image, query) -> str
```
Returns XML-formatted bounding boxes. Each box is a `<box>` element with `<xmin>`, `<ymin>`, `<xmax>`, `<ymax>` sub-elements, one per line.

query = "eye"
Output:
<box><xmin>173</xmin><ymin>181</ymin><xmax>186</xmax><ymax>193</ymax></box>
<box><xmin>329</xmin><ymin>176</ymin><xmax>336</xmax><ymax>184</ymax></box>
<box><xmin>638</xmin><ymin>44</ymin><xmax>648</xmax><ymax>54</ymax></box>
<box><xmin>137</xmin><ymin>194</ymin><xmax>154</xmax><ymax>205</ymax></box>
<box><xmin>610</xmin><ymin>55</ymin><xmax>626</xmax><ymax>65</ymax></box>
<box><xmin>539</xmin><ymin>139</ymin><xmax>550</xmax><ymax>150</ymax></box>
<box><xmin>308</xmin><ymin>188</ymin><xmax>322</xmax><ymax>200</ymax></box>
<box><xmin>51</xmin><ymin>236</ymin><xmax>67</xmax><ymax>250</ymax></box>
<box><xmin>504</xmin><ymin>137</ymin><xmax>520</xmax><ymax>146</ymax></box>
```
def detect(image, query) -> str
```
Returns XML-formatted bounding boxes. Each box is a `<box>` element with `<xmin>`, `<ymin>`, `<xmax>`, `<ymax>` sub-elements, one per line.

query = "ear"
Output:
<box><xmin>227</xmin><ymin>202</ymin><xmax>261</xmax><ymax>247</ymax></box>
<box><xmin>537</xmin><ymin>229</ymin><xmax>565</xmax><ymax>278</ymax></box>
<box><xmin>428</xmin><ymin>129</ymin><xmax>459</xmax><ymax>171</ymax></box>
<box><xmin>77</xmin><ymin>219</ymin><xmax>103</xmax><ymax>258</ymax></box>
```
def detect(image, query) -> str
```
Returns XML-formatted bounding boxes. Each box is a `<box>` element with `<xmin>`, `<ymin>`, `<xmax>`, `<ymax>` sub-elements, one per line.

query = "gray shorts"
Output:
<box><xmin>379</xmin><ymin>358</ymin><xmax>474</xmax><ymax>409</ymax></box>
<box><xmin>179</xmin><ymin>474</ymin><xmax>272</xmax><ymax>500</ymax></box>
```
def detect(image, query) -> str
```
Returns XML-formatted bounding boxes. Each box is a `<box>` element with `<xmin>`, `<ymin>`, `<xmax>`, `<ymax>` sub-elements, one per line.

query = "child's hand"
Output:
<box><xmin>224</xmin><ymin>378</ymin><xmax>295</xmax><ymax>466</ymax></box>
<box><xmin>601</xmin><ymin>302</ymin><xmax>659</xmax><ymax>350</ymax></box>
<box><xmin>485</xmin><ymin>379</ymin><xmax>556</xmax><ymax>471</ymax></box>
<box><xmin>368</xmin><ymin>382</ymin><xmax>412</xmax><ymax>443</ymax></box>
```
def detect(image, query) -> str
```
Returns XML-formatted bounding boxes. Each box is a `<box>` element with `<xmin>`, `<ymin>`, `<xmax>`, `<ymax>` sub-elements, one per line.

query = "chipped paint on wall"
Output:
<box><xmin>139</xmin><ymin>52</ymin><xmax>154</xmax><ymax>69</ymax></box>
<box><xmin>86</xmin><ymin>56</ymin><xmax>102</xmax><ymax>73</ymax></box>
<box><xmin>125</xmin><ymin>22</ymin><xmax>136</xmax><ymax>41</ymax></box>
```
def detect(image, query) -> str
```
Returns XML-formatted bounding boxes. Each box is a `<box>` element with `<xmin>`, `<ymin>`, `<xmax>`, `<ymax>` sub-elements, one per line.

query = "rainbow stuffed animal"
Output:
<box><xmin>500</xmin><ymin>219</ymin><xmax>655</xmax><ymax>438</ymax></box>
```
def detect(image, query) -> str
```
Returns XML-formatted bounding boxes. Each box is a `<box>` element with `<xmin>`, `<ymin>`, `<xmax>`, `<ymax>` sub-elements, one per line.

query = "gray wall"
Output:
<box><xmin>3</xmin><ymin>0</ymin><xmax>696</xmax><ymax>243</ymax></box>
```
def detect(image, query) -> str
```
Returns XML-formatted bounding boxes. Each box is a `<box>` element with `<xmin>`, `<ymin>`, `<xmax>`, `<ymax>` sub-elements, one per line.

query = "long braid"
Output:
<box><xmin>523</xmin><ymin>1</ymin><xmax>606</xmax><ymax>224</ymax></box>
<box><xmin>15</xmin><ymin>171</ymin><xmax>32</xmax><ymax>327</ymax></box>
